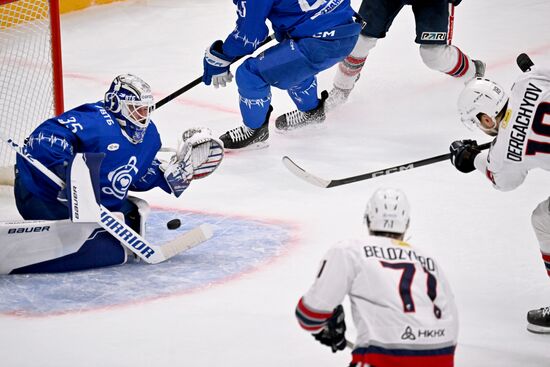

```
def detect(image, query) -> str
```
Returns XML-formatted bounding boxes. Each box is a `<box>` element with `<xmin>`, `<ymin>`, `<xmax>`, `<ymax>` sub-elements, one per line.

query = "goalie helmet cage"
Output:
<box><xmin>0</xmin><ymin>0</ymin><xmax>64</xmax><ymax>185</ymax></box>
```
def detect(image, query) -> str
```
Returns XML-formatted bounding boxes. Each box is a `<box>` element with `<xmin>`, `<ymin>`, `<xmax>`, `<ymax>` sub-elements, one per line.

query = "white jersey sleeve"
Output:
<box><xmin>474</xmin><ymin>66</ymin><xmax>550</xmax><ymax>191</ymax></box>
<box><xmin>295</xmin><ymin>242</ymin><xmax>357</xmax><ymax>332</ymax></box>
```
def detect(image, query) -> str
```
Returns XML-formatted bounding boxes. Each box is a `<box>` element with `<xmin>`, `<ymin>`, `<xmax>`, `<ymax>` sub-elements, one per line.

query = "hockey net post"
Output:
<box><xmin>0</xmin><ymin>0</ymin><xmax>64</xmax><ymax>186</ymax></box>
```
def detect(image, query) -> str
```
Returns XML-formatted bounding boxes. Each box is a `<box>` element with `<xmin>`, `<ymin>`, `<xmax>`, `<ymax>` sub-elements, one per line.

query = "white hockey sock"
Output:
<box><xmin>333</xmin><ymin>36</ymin><xmax>378</xmax><ymax>90</ymax></box>
<box><xmin>419</xmin><ymin>44</ymin><xmax>476</xmax><ymax>81</ymax></box>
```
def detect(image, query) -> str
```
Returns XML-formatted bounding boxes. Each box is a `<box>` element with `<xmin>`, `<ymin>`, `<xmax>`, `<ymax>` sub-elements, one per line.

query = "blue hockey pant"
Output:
<box><xmin>235</xmin><ymin>24</ymin><xmax>360</xmax><ymax>128</ymax></box>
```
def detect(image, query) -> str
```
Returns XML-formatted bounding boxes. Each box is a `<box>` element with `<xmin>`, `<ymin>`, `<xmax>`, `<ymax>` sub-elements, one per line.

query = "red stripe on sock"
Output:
<box><xmin>345</xmin><ymin>55</ymin><xmax>367</xmax><ymax>65</ymax></box>
<box><xmin>456</xmin><ymin>56</ymin><xmax>469</xmax><ymax>77</ymax></box>
<box><xmin>447</xmin><ymin>50</ymin><xmax>463</xmax><ymax>75</ymax></box>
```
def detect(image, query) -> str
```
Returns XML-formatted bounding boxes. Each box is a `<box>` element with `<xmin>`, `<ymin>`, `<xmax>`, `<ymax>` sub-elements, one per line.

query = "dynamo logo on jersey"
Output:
<box><xmin>102</xmin><ymin>156</ymin><xmax>138</xmax><ymax>199</ymax></box>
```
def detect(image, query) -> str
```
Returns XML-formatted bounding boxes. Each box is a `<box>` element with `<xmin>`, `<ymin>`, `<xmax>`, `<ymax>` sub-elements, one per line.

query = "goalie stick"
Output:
<box><xmin>155</xmin><ymin>34</ymin><xmax>276</xmax><ymax>110</ymax></box>
<box><xmin>282</xmin><ymin>142</ymin><xmax>492</xmax><ymax>188</ymax></box>
<box><xmin>0</xmin><ymin>133</ymin><xmax>213</xmax><ymax>264</ymax></box>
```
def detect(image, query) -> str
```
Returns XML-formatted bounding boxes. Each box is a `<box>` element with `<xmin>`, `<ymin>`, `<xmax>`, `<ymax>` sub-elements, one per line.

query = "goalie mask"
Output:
<box><xmin>364</xmin><ymin>188</ymin><xmax>410</xmax><ymax>235</ymax></box>
<box><xmin>458</xmin><ymin>78</ymin><xmax>509</xmax><ymax>136</ymax></box>
<box><xmin>104</xmin><ymin>74</ymin><xmax>155</xmax><ymax>144</ymax></box>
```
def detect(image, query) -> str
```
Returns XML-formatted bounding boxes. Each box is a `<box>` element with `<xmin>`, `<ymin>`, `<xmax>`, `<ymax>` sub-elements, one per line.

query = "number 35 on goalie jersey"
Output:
<box><xmin>297</xmin><ymin>236</ymin><xmax>458</xmax><ymax>352</ymax></box>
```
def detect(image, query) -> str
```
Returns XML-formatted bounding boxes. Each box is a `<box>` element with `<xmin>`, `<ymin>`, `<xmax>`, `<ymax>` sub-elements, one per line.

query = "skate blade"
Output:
<box><xmin>527</xmin><ymin>323</ymin><xmax>550</xmax><ymax>334</ymax></box>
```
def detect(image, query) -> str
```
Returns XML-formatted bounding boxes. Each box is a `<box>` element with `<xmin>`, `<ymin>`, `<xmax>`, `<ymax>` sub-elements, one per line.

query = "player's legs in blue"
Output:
<box><xmin>219</xmin><ymin>23</ymin><xmax>360</xmax><ymax>149</ymax></box>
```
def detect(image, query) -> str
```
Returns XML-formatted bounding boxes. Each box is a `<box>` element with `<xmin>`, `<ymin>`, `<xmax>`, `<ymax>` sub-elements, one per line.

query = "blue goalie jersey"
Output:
<box><xmin>223</xmin><ymin>0</ymin><xmax>356</xmax><ymax>58</ymax></box>
<box><xmin>16</xmin><ymin>102</ymin><xmax>171</xmax><ymax>211</ymax></box>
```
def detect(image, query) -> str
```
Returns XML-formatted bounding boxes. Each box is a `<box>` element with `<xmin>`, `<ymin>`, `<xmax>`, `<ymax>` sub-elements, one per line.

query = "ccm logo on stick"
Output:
<box><xmin>372</xmin><ymin>164</ymin><xmax>414</xmax><ymax>177</ymax></box>
<box><xmin>8</xmin><ymin>226</ymin><xmax>51</xmax><ymax>234</ymax></box>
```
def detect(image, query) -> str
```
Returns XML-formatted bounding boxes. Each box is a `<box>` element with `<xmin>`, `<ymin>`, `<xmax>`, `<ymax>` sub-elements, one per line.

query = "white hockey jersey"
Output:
<box><xmin>474</xmin><ymin>66</ymin><xmax>550</xmax><ymax>191</ymax></box>
<box><xmin>296</xmin><ymin>236</ymin><xmax>458</xmax><ymax>367</ymax></box>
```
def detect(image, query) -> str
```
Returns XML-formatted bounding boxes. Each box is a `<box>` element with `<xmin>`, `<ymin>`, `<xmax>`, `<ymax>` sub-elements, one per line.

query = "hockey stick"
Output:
<box><xmin>155</xmin><ymin>34</ymin><xmax>276</xmax><ymax>110</ymax></box>
<box><xmin>282</xmin><ymin>142</ymin><xmax>491</xmax><ymax>188</ymax></box>
<box><xmin>0</xmin><ymin>133</ymin><xmax>213</xmax><ymax>264</ymax></box>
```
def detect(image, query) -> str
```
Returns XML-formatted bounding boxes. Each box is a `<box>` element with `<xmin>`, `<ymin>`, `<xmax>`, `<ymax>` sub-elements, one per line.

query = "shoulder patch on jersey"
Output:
<box><xmin>107</xmin><ymin>143</ymin><xmax>119</xmax><ymax>151</ymax></box>
<box><xmin>501</xmin><ymin>108</ymin><xmax>513</xmax><ymax>129</ymax></box>
<box><xmin>392</xmin><ymin>239</ymin><xmax>410</xmax><ymax>247</ymax></box>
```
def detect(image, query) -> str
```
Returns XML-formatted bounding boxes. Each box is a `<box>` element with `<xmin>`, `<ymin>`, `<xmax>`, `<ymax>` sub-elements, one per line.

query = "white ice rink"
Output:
<box><xmin>1</xmin><ymin>0</ymin><xmax>550</xmax><ymax>366</ymax></box>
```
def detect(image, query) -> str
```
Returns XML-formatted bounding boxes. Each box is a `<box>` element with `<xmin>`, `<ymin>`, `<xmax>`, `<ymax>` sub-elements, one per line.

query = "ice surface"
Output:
<box><xmin>1</xmin><ymin>0</ymin><xmax>550</xmax><ymax>366</ymax></box>
<box><xmin>0</xmin><ymin>209</ymin><xmax>292</xmax><ymax>316</ymax></box>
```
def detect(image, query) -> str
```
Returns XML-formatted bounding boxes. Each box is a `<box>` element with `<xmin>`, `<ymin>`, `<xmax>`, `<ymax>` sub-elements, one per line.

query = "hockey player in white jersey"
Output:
<box><xmin>449</xmin><ymin>65</ymin><xmax>550</xmax><ymax>334</ymax></box>
<box><xmin>296</xmin><ymin>188</ymin><xmax>458</xmax><ymax>367</ymax></box>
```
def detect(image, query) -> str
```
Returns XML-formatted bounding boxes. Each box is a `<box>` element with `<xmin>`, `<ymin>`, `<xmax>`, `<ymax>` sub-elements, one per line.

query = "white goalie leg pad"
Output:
<box><xmin>68</xmin><ymin>153</ymin><xmax>101</xmax><ymax>223</ymax></box>
<box><xmin>532</xmin><ymin>198</ymin><xmax>550</xmax><ymax>254</ymax></box>
<box><xmin>0</xmin><ymin>219</ymin><xmax>103</xmax><ymax>274</ymax></box>
<box><xmin>128</xmin><ymin>196</ymin><xmax>150</xmax><ymax>236</ymax></box>
<box><xmin>333</xmin><ymin>35</ymin><xmax>377</xmax><ymax>90</ymax></box>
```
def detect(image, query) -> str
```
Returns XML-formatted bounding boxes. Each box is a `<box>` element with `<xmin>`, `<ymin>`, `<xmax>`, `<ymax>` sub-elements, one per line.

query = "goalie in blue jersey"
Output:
<box><xmin>8</xmin><ymin>74</ymin><xmax>224</xmax><ymax>273</ymax></box>
<box><xmin>202</xmin><ymin>0</ymin><xmax>361</xmax><ymax>150</ymax></box>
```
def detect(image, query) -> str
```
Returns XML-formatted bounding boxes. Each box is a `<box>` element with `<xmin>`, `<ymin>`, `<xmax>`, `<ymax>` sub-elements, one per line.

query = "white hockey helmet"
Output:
<box><xmin>364</xmin><ymin>188</ymin><xmax>410</xmax><ymax>235</ymax></box>
<box><xmin>458</xmin><ymin>77</ymin><xmax>509</xmax><ymax>136</ymax></box>
<box><xmin>104</xmin><ymin>74</ymin><xmax>155</xmax><ymax>144</ymax></box>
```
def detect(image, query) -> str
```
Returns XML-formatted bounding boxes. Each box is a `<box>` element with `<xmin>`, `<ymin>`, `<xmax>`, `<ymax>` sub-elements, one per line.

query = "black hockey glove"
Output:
<box><xmin>449</xmin><ymin>140</ymin><xmax>481</xmax><ymax>173</ymax></box>
<box><xmin>313</xmin><ymin>305</ymin><xmax>347</xmax><ymax>353</ymax></box>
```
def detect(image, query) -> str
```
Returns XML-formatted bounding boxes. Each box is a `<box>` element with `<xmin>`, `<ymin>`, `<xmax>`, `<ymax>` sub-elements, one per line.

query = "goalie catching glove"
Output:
<box><xmin>162</xmin><ymin>127</ymin><xmax>224</xmax><ymax>197</ymax></box>
<box><xmin>313</xmin><ymin>305</ymin><xmax>347</xmax><ymax>353</ymax></box>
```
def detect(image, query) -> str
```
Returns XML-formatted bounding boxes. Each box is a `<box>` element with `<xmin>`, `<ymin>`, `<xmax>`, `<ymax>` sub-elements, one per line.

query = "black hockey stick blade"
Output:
<box><xmin>517</xmin><ymin>53</ymin><xmax>534</xmax><ymax>73</ymax></box>
<box><xmin>283</xmin><ymin>142</ymin><xmax>491</xmax><ymax>188</ymax></box>
<box><xmin>155</xmin><ymin>34</ymin><xmax>275</xmax><ymax>110</ymax></box>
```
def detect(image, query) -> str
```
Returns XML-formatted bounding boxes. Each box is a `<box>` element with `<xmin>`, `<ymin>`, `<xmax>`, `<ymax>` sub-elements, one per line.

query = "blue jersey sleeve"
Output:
<box><xmin>222</xmin><ymin>0</ymin><xmax>273</xmax><ymax>58</ymax></box>
<box><xmin>16</xmin><ymin>117</ymin><xmax>78</xmax><ymax>201</ymax></box>
<box><xmin>130</xmin><ymin>158</ymin><xmax>172</xmax><ymax>194</ymax></box>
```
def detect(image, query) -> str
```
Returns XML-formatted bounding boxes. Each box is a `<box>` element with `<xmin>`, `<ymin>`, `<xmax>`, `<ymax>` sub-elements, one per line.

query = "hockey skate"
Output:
<box><xmin>473</xmin><ymin>59</ymin><xmax>486</xmax><ymax>78</ymax></box>
<box><xmin>325</xmin><ymin>86</ymin><xmax>352</xmax><ymax>113</ymax></box>
<box><xmin>275</xmin><ymin>91</ymin><xmax>328</xmax><ymax>131</ymax></box>
<box><xmin>219</xmin><ymin>106</ymin><xmax>272</xmax><ymax>150</ymax></box>
<box><xmin>527</xmin><ymin>306</ymin><xmax>550</xmax><ymax>334</ymax></box>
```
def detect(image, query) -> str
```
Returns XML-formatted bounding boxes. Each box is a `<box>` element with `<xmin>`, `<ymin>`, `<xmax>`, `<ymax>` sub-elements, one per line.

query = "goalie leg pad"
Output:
<box><xmin>67</xmin><ymin>152</ymin><xmax>103</xmax><ymax>223</ymax></box>
<box><xmin>1</xmin><ymin>219</ymin><xmax>127</xmax><ymax>274</ymax></box>
<box><xmin>127</xmin><ymin>196</ymin><xmax>150</xmax><ymax>236</ymax></box>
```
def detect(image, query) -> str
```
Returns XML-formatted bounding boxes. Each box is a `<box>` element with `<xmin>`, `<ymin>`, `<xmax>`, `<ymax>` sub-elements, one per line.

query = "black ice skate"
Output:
<box><xmin>473</xmin><ymin>59</ymin><xmax>486</xmax><ymax>78</ymax></box>
<box><xmin>275</xmin><ymin>91</ymin><xmax>328</xmax><ymax>131</ymax></box>
<box><xmin>219</xmin><ymin>106</ymin><xmax>272</xmax><ymax>150</ymax></box>
<box><xmin>527</xmin><ymin>306</ymin><xmax>550</xmax><ymax>334</ymax></box>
